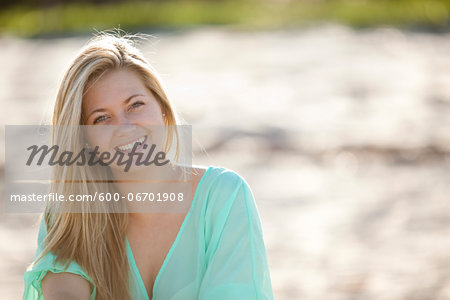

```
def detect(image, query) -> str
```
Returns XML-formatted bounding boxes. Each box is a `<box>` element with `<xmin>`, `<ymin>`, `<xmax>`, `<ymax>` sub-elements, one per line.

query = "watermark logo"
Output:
<box><xmin>26</xmin><ymin>143</ymin><xmax>170</xmax><ymax>172</ymax></box>
<box><xmin>4</xmin><ymin>125</ymin><xmax>193</xmax><ymax>213</ymax></box>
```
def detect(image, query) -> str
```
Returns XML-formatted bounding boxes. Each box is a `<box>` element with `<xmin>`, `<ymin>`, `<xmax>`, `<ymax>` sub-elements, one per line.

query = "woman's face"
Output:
<box><xmin>81</xmin><ymin>68</ymin><xmax>166</xmax><ymax>172</ymax></box>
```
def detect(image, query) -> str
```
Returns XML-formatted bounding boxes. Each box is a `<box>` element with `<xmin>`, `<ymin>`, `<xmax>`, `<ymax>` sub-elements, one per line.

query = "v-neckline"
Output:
<box><xmin>125</xmin><ymin>166</ymin><xmax>212</xmax><ymax>300</ymax></box>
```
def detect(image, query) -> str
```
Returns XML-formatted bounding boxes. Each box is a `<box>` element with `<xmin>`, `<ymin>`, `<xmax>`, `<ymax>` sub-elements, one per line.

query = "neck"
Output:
<box><xmin>110</xmin><ymin>163</ymin><xmax>190</xmax><ymax>214</ymax></box>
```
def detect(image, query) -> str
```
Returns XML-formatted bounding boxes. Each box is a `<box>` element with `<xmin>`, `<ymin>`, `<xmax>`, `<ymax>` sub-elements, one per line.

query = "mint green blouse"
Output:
<box><xmin>23</xmin><ymin>166</ymin><xmax>274</xmax><ymax>300</ymax></box>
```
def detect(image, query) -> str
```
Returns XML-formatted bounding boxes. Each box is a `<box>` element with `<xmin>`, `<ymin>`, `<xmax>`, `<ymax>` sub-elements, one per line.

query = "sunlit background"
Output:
<box><xmin>1</xmin><ymin>0</ymin><xmax>450</xmax><ymax>299</ymax></box>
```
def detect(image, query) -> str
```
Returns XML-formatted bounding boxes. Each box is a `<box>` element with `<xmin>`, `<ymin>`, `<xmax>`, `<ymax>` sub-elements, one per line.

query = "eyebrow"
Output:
<box><xmin>87</xmin><ymin>94</ymin><xmax>145</xmax><ymax>119</ymax></box>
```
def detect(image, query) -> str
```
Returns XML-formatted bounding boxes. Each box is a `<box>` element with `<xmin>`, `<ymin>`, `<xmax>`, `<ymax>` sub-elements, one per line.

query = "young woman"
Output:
<box><xmin>23</xmin><ymin>33</ymin><xmax>274</xmax><ymax>300</ymax></box>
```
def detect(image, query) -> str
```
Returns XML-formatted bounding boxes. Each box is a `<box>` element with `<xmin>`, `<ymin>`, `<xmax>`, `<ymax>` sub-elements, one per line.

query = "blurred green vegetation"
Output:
<box><xmin>0</xmin><ymin>0</ymin><xmax>449</xmax><ymax>37</ymax></box>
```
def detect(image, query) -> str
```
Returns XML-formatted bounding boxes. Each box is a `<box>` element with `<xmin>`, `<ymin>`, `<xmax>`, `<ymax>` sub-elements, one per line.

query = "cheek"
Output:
<box><xmin>84</xmin><ymin>126</ymin><xmax>114</xmax><ymax>153</ymax></box>
<box><xmin>133</xmin><ymin>105</ymin><xmax>164</xmax><ymax>125</ymax></box>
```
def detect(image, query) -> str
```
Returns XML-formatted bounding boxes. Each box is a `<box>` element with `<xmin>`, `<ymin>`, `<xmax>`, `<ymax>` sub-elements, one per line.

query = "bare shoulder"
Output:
<box><xmin>191</xmin><ymin>165</ymin><xmax>209</xmax><ymax>186</ymax></box>
<box><xmin>192</xmin><ymin>165</ymin><xmax>208</xmax><ymax>177</ymax></box>
<box><xmin>42</xmin><ymin>271</ymin><xmax>91</xmax><ymax>300</ymax></box>
<box><xmin>188</xmin><ymin>165</ymin><xmax>209</xmax><ymax>193</ymax></box>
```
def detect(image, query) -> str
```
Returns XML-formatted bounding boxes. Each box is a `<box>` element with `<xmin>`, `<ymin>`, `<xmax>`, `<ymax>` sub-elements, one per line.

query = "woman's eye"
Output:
<box><xmin>93</xmin><ymin>115</ymin><xmax>108</xmax><ymax>124</ymax></box>
<box><xmin>129</xmin><ymin>101</ymin><xmax>144</xmax><ymax>110</ymax></box>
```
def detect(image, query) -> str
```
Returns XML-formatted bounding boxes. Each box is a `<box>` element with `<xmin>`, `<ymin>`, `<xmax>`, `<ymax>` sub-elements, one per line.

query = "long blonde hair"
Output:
<box><xmin>36</xmin><ymin>32</ymin><xmax>182</xmax><ymax>300</ymax></box>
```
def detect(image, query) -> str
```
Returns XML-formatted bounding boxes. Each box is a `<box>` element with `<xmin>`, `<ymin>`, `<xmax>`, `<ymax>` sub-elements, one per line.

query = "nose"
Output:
<box><xmin>113</xmin><ymin>114</ymin><xmax>136</xmax><ymax>137</ymax></box>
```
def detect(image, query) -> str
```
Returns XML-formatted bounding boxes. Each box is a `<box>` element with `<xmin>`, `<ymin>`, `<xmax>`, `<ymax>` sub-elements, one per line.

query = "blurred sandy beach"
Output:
<box><xmin>1</xmin><ymin>24</ymin><xmax>450</xmax><ymax>299</ymax></box>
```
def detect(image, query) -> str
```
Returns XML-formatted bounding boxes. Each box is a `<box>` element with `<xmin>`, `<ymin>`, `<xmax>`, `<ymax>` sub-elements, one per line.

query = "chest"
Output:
<box><xmin>127</xmin><ymin>213</ymin><xmax>186</xmax><ymax>299</ymax></box>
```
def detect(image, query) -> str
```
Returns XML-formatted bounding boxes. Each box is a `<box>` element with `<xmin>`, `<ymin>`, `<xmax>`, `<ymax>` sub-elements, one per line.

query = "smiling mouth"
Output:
<box><xmin>114</xmin><ymin>135</ymin><xmax>147</xmax><ymax>153</ymax></box>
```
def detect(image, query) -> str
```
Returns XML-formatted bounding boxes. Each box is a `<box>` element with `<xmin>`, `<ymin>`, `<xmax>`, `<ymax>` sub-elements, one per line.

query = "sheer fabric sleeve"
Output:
<box><xmin>23</xmin><ymin>215</ymin><xmax>96</xmax><ymax>300</ymax></box>
<box><xmin>199</xmin><ymin>171</ymin><xmax>274</xmax><ymax>300</ymax></box>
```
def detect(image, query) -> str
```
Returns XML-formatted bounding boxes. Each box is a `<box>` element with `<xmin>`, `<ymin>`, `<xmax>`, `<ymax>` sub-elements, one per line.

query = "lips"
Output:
<box><xmin>114</xmin><ymin>135</ymin><xmax>147</xmax><ymax>153</ymax></box>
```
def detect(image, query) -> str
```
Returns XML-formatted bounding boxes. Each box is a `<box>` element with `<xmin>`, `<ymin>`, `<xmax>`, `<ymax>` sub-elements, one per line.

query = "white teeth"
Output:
<box><xmin>117</xmin><ymin>136</ymin><xmax>145</xmax><ymax>151</ymax></box>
